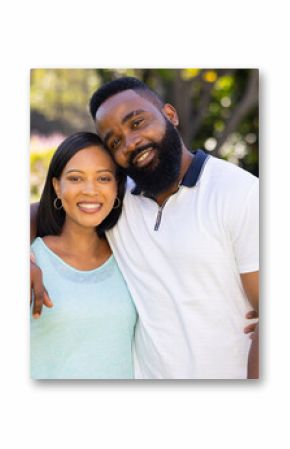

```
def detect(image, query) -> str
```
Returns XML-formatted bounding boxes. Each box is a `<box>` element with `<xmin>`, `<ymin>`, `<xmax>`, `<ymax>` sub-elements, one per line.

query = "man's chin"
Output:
<box><xmin>138</xmin><ymin>161</ymin><xmax>159</xmax><ymax>176</ymax></box>
<box><xmin>128</xmin><ymin>161</ymin><xmax>158</xmax><ymax>182</ymax></box>
<box><xmin>131</xmin><ymin>173</ymin><xmax>178</xmax><ymax>197</ymax></box>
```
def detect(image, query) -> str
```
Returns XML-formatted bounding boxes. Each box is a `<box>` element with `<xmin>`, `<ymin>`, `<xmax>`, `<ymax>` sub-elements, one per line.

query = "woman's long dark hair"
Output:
<box><xmin>36</xmin><ymin>132</ymin><xmax>126</xmax><ymax>238</ymax></box>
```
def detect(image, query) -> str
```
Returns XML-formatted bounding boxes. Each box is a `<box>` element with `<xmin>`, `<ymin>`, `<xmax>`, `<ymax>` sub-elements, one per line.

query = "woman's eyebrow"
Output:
<box><xmin>65</xmin><ymin>168</ymin><xmax>114</xmax><ymax>174</ymax></box>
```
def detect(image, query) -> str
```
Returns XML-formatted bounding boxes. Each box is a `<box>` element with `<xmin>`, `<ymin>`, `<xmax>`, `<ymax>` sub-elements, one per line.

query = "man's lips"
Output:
<box><xmin>132</xmin><ymin>147</ymin><xmax>157</xmax><ymax>168</ymax></box>
<box><xmin>77</xmin><ymin>202</ymin><xmax>102</xmax><ymax>213</ymax></box>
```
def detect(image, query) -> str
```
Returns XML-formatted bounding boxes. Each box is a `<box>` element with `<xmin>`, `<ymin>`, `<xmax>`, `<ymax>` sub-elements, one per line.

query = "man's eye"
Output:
<box><xmin>132</xmin><ymin>119</ymin><xmax>143</xmax><ymax>128</ymax></box>
<box><xmin>111</xmin><ymin>137</ymin><xmax>121</xmax><ymax>150</ymax></box>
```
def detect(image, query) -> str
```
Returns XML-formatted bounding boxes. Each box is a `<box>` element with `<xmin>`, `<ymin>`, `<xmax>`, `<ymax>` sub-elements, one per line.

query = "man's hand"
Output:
<box><xmin>30</xmin><ymin>260</ymin><xmax>53</xmax><ymax>318</ymax></box>
<box><xmin>247</xmin><ymin>323</ymin><xmax>259</xmax><ymax>378</ymax></box>
<box><xmin>244</xmin><ymin>310</ymin><xmax>259</xmax><ymax>338</ymax></box>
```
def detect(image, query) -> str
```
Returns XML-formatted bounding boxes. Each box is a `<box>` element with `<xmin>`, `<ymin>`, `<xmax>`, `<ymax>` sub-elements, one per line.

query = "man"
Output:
<box><xmin>31</xmin><ymin>76</ymin><xmax>259</xmax><ymax>379</ymax></box>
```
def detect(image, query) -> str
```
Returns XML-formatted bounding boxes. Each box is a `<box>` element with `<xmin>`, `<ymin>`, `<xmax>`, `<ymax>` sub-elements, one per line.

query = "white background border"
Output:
<box><xmin>1</xmin><ymin>1</ymin><xmax>289</xmax><ymax>447</ymax></box>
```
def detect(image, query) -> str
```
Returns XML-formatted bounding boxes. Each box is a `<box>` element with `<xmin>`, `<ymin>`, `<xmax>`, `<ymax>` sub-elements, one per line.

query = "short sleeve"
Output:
<box><xmin>230</xmin><ymin>179</ymin><xmax>259</xmax><ymax>273</ymax></box>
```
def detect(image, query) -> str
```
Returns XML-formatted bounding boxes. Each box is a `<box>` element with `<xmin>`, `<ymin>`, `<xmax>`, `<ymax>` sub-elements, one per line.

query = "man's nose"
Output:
<box><xmin>125</xmin><ymin>134</ymin><xmax>142</xmax><ymax>154</ymax></box>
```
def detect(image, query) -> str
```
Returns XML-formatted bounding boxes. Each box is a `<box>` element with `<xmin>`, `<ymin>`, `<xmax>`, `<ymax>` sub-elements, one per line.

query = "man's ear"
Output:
<box><xmin>52</xmin><ymin>178</ymin><xmax>60</xmax><ymax>198</ymax></box>
<box><xmin>162</xmin><ymin>103</ymin><xmax>179</xmax><ymax>127</ymax></box>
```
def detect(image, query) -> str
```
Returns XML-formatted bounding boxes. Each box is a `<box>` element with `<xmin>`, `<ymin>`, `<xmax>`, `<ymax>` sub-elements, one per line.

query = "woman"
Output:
<box><xmin>31</xmin><ymin>132</ymin><xmax>137</xmax><ymax>379</ymax></box>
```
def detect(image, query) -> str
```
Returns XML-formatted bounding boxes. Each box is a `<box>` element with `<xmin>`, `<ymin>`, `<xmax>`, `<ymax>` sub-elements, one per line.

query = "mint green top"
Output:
<box><xmin>30</xmin><ymin>237</ymin><xmax>137</xmax><ymax>379</ymax></box>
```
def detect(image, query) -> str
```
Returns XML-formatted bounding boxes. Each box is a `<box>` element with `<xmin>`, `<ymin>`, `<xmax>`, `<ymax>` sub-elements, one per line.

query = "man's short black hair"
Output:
<box><xmin>89</xmin><ymin>76</ymin><xmax>164</xmax><ymax>120</ymax></box>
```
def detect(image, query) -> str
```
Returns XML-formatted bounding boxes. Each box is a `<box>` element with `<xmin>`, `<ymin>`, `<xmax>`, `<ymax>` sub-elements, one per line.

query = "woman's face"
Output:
<box><xmin>53</xmin><ymin>145</ymin><xmax>118</xmax><ymax>230</ymax></box>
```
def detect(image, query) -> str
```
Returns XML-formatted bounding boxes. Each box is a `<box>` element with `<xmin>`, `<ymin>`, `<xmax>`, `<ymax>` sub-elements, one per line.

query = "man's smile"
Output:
<box><xmin>132</xmin><ymin>147</ymin><xmax>157</xmax><ymax>168</ymax></box>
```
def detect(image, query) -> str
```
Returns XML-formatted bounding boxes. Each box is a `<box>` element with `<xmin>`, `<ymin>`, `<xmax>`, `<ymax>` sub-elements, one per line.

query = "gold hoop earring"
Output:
<box><xmin>113</xmin><ymin>197</ymin><xmax>121</xmax><ymax>209</ymax></box>
<box><xmin>53</xmin><ymin>198</ymin><xmax>63</xmax><ymax>210</ymax></box>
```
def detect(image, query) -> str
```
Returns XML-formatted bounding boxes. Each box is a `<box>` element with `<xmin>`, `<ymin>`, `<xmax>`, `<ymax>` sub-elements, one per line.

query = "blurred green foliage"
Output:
<box><xmin>30</xmin><ymin>68</ymin><xmax>258</xmax><ymax>201</ymax></box>
<box><xmin>30</xmin><ymin>148</ymin><xmax>55</xmax><ymax>202</ymax></box>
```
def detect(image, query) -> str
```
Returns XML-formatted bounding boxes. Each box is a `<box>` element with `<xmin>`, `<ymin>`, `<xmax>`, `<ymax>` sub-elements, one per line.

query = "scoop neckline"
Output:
<box><xmin>34</xmin><ymin>237</ymin><xmax>114</xmax><ymax>274</ymax></box>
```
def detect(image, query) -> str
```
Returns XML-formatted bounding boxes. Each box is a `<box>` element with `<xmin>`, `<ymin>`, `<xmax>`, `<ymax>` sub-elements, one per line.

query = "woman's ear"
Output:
<box><xmin>52</xmin><ymin>178</ymin><xmax>60</xmax><ymax>198</ymax></box>
<box><xmin>162</xmin><ymin>103</ymin><xmax>179</xmax><ymax>127</ymax></box>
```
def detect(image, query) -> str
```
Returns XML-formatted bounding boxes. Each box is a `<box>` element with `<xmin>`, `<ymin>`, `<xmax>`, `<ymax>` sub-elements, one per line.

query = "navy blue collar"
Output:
<box><xmin>131</xmin><ymin>149</ymin><xmax>209</xmax><ymax>195</ymax></box>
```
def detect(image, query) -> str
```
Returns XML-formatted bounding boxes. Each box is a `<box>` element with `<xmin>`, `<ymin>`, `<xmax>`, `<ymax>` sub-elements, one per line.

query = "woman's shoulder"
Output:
<box><xmin>31</xmin><ymin>236</ymin><xmax>43</xmax><ymax>251</ymax></box>
<box><xmin>41</xmin><ymin>235</ymin><xmax>60</xmax><ymax>249</ymax></box>
<box><xmin>31</xmin><ymin>236</ymin><xmax>62</xmax><ymax>265</ymax></box>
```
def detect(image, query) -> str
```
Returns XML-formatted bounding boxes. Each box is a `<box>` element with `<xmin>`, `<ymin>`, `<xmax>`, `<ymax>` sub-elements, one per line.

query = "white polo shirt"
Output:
<box><xmin>106</xmin><ymin>151</ymin><xmax>259</xmax><ymax>379</ymax></box>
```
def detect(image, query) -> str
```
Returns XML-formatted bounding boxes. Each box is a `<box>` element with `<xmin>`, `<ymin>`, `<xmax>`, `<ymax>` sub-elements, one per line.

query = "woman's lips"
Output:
<box><xmin>133</xmin><ymin>148</ymin><xmax>157</xmax><ymax>168</ymax></box>
<box><xmin>77</xmin><ymin>202</ymin><xmax>102</xmax><ymax>213</ymax></box>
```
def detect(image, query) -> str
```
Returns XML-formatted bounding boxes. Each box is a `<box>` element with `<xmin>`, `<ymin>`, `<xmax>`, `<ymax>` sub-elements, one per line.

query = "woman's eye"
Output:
<box><xmin>68</xmin><ymin>176</ymin><xmax>81</xmax><ymax>182</ymax></box>
<box><xmin>98</xmin><ymin>175</ymin><xmax>113</xmax><ymax>183</ymax></box>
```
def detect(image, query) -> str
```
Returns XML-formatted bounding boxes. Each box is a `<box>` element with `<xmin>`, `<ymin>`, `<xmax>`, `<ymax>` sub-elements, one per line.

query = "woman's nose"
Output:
<box><xmin>82</xmin><ymin>180</ymin><xmax>99</xmax><ymax>195</ymax></box>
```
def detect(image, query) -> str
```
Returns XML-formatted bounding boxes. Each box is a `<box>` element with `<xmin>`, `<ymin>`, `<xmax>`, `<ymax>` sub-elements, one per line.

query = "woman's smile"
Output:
<box><xmin>77</xmin><ymin>201</ymin><xmax>103</xmax><ymax>214</ymax></box>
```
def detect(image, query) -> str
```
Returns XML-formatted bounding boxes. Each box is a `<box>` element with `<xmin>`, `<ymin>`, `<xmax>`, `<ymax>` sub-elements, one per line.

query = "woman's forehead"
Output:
<box><xmin>65</xmin><ymin>146</ymin><xmax>115</xmax><ymax>170</ymax></box>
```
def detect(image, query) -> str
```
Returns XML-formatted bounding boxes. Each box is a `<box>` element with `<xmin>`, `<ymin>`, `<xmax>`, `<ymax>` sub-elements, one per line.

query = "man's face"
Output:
<box><xmin>95</xmin><ymin>90</ymin><xmax>183</xmax><ymax>196</ymax></box>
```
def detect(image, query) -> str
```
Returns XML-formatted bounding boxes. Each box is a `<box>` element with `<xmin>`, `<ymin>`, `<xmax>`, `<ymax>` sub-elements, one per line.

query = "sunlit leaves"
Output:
<box><xmin>215</xmin><ymin>75</ymin><xmax>234</xmax><ymax>91</ymax></box>
<box><xmin>203</xmin><ymin>70</ymin><xmax>218</xmax><ymax>83</ymax></box>
<box><xmin>181</xmin><ymin>69</ymin><xmax>200</xmax><ymax>80</ymax></box>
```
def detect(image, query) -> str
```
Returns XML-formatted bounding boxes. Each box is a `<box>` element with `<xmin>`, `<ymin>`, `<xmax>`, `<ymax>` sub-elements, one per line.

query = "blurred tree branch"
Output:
<box><xmin>214</xmin><ymin>69</ymin><xmax>259</xmax><ymax>155</ymax></box>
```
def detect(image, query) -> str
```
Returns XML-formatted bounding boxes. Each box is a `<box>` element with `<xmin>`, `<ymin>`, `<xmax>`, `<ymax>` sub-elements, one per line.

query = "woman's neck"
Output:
<box><xmin>59</xmin><ymin>222</ymin><xmax>101</xmax><ymax>257</ymax></box>
<box><xmin>43</xmin><ymin>221</ymin><xmax>111</xmax><ymax>270</ymax></box>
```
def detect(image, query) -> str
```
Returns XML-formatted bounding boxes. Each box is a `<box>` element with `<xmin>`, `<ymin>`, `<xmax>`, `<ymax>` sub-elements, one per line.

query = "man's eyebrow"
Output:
<box><xmin>121</xmin><ymin>109</ymin><xmax>146</xmax><ymax>125</ymax></box>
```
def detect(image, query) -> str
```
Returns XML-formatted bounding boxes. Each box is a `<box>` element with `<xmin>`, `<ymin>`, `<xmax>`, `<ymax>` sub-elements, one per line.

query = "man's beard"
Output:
<box><xmin>126</xmin><ymin>119</ymin><xmax>183</xmax><ymax>197</ymax></box>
